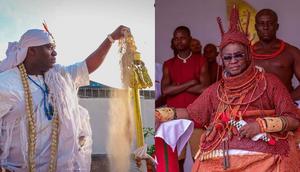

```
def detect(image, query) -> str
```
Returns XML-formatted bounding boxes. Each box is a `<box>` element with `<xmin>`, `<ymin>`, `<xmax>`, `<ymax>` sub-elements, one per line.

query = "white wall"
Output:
<box><xmin>155</xmin><ymin>0</ymin><xmax>300</xmax><ymax>63</ymax></box>
<box><xmin>79</xmin><ymin>98</ymin><xmax>154</xmax><ymax>154</ymax></box>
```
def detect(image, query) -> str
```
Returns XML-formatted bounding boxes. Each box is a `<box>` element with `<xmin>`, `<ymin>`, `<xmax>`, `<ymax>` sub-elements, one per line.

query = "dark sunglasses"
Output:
<box><xmin>222</xmin><ymin>52</ymin><xmax>246</xmax><ymax>61</ymax></box>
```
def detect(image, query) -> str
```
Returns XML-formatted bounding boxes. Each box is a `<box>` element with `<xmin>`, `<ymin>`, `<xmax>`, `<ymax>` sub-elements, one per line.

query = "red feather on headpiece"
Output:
<box><xmin>42</xmin><ymin>21</ymin><xmax>55</xmax><ymax>44</ymax></box>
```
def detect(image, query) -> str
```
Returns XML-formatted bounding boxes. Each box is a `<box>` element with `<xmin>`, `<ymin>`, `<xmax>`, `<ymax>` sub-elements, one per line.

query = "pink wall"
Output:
<box><xmin>155</xmin><ymin>0</ymin><xmax>300</xmax><ymax>63</ymax></box>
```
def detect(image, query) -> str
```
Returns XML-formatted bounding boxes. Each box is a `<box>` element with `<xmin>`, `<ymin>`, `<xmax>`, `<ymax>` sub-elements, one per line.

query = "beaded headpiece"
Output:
<box><xmin>217</xmin><ymin>4</ymin><xmax>250</xmax><ymax>50</ymax></box>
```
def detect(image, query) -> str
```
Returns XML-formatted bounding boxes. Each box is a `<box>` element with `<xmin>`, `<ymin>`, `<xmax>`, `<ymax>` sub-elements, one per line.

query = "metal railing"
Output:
<box><xmin>78</xmin><ymin>88</ymin><xmax>155</xmax><ymax>99</ymax></box>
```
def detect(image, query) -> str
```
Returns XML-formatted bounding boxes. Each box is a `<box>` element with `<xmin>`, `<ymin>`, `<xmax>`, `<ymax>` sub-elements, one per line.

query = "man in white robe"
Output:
<box><xmin>0</xmin><ymin>25</ymin><xmax>128</xmax><ymax>172</ymax></box>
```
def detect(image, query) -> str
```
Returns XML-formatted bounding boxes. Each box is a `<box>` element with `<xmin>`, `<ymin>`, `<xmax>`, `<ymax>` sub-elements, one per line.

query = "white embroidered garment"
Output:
<box><xmin>155</xmin><ymin>119</ymin><xmax>194</xmax><ymax>155</ymax></box>
<box><xmin>0</xmin><ymin>61</ymin><xmax>92</xmax><ymax>172</ymax></box>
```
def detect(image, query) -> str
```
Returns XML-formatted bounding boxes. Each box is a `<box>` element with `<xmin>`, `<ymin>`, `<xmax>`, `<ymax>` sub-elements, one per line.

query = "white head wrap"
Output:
<box><xmin>0</xmin><ymin>29</ymin><xmax>54</xmax><ymax>72</ymax></box>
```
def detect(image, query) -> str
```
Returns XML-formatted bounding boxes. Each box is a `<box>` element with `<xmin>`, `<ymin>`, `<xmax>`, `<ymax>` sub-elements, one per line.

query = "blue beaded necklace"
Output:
<box><xmin>28</xmin><ymin>75</ymin><xmax>54</xmax><ymax>120</ymax></box>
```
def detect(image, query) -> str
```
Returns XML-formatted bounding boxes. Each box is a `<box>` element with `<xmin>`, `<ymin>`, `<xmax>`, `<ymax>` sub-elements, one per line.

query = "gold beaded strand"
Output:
<box><xmin>18</xmin><ymin>63</ymin><xmax>59</xmax><ymax>172</ymax></box>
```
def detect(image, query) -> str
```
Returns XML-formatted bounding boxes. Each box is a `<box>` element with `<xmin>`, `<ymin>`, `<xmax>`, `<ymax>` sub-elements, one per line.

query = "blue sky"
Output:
<box><xmin>0</xmin><ymin>0</ymin><xmax>155</xmax><ymax>89</ymax></box>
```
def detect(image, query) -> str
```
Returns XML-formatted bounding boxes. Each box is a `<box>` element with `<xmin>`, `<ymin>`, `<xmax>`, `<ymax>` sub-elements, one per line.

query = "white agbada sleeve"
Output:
<box><xmin>0</xmin><ymin>71</ymin><xmax>21</xmax><ymax>119</ymax></box>
<box><xmin>0</xmin><ymin>69</ymin><xmax>26</xmax><ymax>171</ymax></box>
<box><xmin>54</xmin><ymin>60</ymin><xmax>92</xmax><ymax>171</ymax></box>
<box><xmin>63</xmin><ymin>61</ymin><xmax>90</xmax><ymax>88</ymax></box>
<box><xmin>0</xmin><ymin>92</ymin><xmax>15</xmax><ymax>118</ymax></box>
